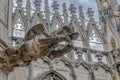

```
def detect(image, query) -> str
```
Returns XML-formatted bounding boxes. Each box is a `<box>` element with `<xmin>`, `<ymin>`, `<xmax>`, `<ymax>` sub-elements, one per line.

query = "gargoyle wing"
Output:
<box><xmin>25</xmin><ymin>23</ymin><xmax>45</xmax><ymax>41</ymax></box>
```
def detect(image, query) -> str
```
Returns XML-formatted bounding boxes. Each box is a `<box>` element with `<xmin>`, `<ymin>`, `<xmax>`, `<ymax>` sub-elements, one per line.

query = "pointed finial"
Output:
<box><xmin>79</xmin><ymin>6</ymin><xmax>85</xmax><ymax>27</ymax></box>
<box><xmin>96</xmin><ymin>52</ymin><xmax>103</xmax><ymax>62</ymax></box>
<box><xmin>63</xmin><ymin>3</ymin><xmax>68</xmax><ymax>24</ymax></box>
<box><xmin>17</xmin><ymin>0</ymin><xmax>22</xmax><ymax>7</ymax></box>
<box><xmin>45</xmin><ymin>0</ymin><xmax>49</xmax><ymax>7</ymax></box>
<box><xmin>69</xmin><ymin>4</ymin><xmax>77</xmax><ymax>18</ymax></box>
<box><xmin>87</xmin><ymin>8</ymin><xmax>94</xmax><ymax>20</ymax></box>
<box><xmin>52</xmin><ymin>1</ymin><xmax>59</xmax><ymax>15</ymax></box>
<box><xmin>45</xmin><ymin>0</ymin><xmax>49</xmax><ymax>8</ymax></box>
<box><xmin>79</xmin><ymin>6</ymin><xmax>84</xmax><ymax>19</ymax></box>
<box><xmin>34</xmin><ymin>0</ymin><xmax>41</xmax><ymax>12</ymax></box>
<box><xmin>63</xmin><ymin>3</ymin><xmax>67</xmax><ymax>12</ymax></box>
<box><xmin>26</xmin><ymin>0</ymin><xmax>31</xmax><ymax>8</ymax></box>
<box><xmin>45</xmin><ymin>0</ymin><xmax>50</xmax><ymax>14</ymax></box>
<box><xmin>26</xmin><ymin>0</ymin><xmax>31</xmax><ymax>21</ymax></box>
<box><xmin>45</xmin><ymin>0</ymin><xmax>50</xmax><ymax>23</ymax></box>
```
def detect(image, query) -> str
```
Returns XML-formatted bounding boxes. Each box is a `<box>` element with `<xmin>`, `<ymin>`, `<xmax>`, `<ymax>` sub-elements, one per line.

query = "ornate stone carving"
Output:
<box><xmin>0</xmin><ymin>23</ymin><xmax>79</xmax><ymax>74</ymax></box>
<box><xmin>34</xmin><ymin>70</ymin><xmax>67</xmax><ymax>80</ymax></box>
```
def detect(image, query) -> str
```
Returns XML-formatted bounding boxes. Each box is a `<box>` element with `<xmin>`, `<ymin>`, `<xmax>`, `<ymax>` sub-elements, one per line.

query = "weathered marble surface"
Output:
<box><xmin>0</xmin><ymin>24</ymin><xmax>79</xmax><ymax>74</ymax></box>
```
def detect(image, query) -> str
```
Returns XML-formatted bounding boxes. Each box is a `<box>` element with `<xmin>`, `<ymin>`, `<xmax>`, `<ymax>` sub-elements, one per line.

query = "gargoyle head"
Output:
<box><xmin>61</xmin><ymin>25</ymin><xmax>79</xmax><ymax>40</ymax></box>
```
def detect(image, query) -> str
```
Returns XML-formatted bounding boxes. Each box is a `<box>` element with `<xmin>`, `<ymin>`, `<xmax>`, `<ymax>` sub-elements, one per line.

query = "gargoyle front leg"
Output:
<box><xmin>48</xmin><ymin>43</ymin><xmax>73</xmax><ymax>59</ymax></box>
<box><xmin>45</xmin><ymin>35</ymin><xmax>73</xmax><ymax>59</ymax></box>
<box><xmin>37</xmin><ymin>35</ymin><xmax>72</xmax><ymax>57</ymax></box>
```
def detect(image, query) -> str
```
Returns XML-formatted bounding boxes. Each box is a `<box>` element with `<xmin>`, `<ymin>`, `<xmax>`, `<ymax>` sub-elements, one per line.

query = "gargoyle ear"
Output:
<box><xmin>25</xmin><ymin>23</ymin><xmax>45</xmax><ymax>41</ymax></box>
<box><xmin>62</xmin><ymin>25</ymin><xmax>73</xmax><ymax>33</ymax></box>
<box><xmin>69</xmin><ymin>32</ymin><xmax>79</xmax><ymax>40</ymax></box>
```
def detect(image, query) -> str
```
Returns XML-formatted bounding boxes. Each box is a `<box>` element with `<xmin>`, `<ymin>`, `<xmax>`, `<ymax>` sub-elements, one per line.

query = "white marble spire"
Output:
<box><xmin>45</xmin><ymin>0</ymin><xmax>50</xmax><ymax>23</ymax></box>
<box><xmin>17</xmin><ymin>0</ymin><xmax>22</xmax><ymax>7</ymax></box>
<box><xmin>79</xmin><ymin>6</ymin><xmax>85</xmax><ymax>28</ymax></box>
<box><xmin>26</xmin><ymin>0</ymin><xmax>31</xmax><ymax>22</ymax></box>
<box><xmin>34</xmin><ymin>0</ymin><xmax>41</xmax><ymax>12</ymax></box>
<box><xmin>87</xmin><ymin>8</ymin><xmax>94</xmax><ymax>21</ymax></box>
<box><xmin>69</xmin><ymin>4</ymin><xmax>77</xmax><ymax>19</ymax></box>
<box><xmin>52</xmin><ymin>1</ymin><xmax>59</xmax><ymax>15</ymax></box>
<box><xmin>63</xmin><ymin>3</ymin><xmax>68</xmax><ymax>24</ymax></box>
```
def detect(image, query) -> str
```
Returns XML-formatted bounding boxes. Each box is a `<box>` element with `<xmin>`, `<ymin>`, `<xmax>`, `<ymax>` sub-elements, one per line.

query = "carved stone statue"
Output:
<box><xmin>0</xmin><ymin>23</ymin><xmax>79</xmax><ymax>73</ymax></box>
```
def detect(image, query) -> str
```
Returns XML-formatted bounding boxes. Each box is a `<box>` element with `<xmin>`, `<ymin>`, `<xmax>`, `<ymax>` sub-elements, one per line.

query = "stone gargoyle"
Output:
<box><xmin>0</xmin><ymin>23</ymin><xmax>79</xmax><ymax>73</ymax></box>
